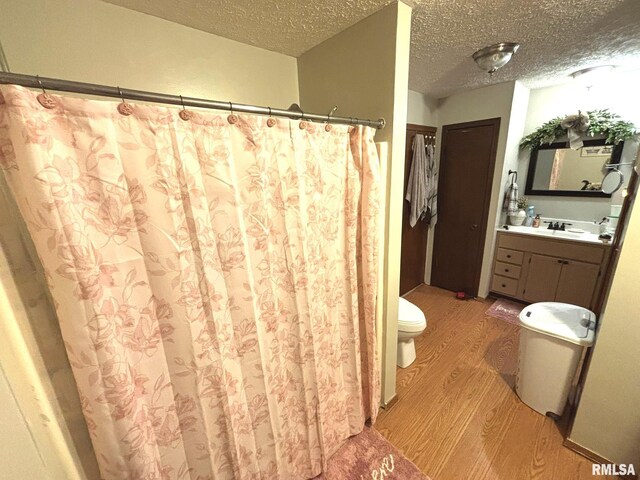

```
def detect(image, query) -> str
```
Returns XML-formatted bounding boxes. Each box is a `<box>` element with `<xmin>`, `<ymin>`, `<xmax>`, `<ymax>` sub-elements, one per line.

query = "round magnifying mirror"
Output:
<box><xmin>602</xmin><ymin>169</ymin><xmax>624</xmax><ymax>194</ymax></box>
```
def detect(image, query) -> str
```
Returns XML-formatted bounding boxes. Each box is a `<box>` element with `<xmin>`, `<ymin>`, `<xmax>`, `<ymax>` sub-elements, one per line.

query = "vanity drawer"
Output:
<box><xmin>496</xmin><ymin>248</ymin><xmax>524</xmax><ymax>265</ymax></box>
<box><xmin>491</xmin><ymin>275</ymin><xmax>519</xmax><ymax>297</ymax></box>
<box><xmin>495</xmin><ymin>261</ymin><xmax>521</xmax><ymax>279</ymax></box>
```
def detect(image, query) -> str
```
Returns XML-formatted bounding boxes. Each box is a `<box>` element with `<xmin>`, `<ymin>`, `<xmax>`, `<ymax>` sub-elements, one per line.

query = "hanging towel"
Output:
<box><xmin>504</xmin><ymin>176</ymin><xmax>519</xmax><ymax>215</ymax></box>
<box><xmin>425</xmin><ymin>142</ymin><xmax>438</xmax><ymax>227</ymax></box>
<box><xmin>405</xmin><ymin>134</ymin><xmax>429</xmax><ymax>227</ymax></box>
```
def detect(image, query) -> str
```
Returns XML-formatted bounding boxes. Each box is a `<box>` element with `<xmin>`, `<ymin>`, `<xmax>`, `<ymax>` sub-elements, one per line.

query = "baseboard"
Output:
<box><xmin>564</xmin><ymin>439</ymin><xmax>638</xmax><ymax>479</ymax></box>
<box><xmin>401</xmin><ymin>284</ymin><xmax>424</xmax><ymax>297</ymax></box>
<box><xmin>380</xmin><ymin>394</ymin><xmax>399</xmax><ymax>410</ymax></box>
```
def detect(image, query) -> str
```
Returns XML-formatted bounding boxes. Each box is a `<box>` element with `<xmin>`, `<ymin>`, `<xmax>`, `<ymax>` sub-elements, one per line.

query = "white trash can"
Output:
<box><xmin>516</xmin><ymin>302</ymin><xmax>596</xmax><ymax>416</ymax></box>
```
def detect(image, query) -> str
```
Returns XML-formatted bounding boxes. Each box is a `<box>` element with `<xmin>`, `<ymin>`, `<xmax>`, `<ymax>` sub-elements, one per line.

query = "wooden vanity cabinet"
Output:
<box><xmin>491</xmin><ymin>232</ymin><xmax>611</xmax><ymax>310</ymax></box>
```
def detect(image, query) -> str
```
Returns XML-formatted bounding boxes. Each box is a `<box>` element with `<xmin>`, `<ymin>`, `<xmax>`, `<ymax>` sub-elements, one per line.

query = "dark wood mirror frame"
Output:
<box><xmin>524</xmin><ymin>139</ymin><xmax>624</xmax><ymax>198</ymax></box>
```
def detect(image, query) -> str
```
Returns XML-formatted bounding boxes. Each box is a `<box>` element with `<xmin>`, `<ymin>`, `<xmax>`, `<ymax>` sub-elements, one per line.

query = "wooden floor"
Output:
<box><xmin>376</xmin><ymin>285</ymin><xmax>611</xmax><ymax>480</ymax></box>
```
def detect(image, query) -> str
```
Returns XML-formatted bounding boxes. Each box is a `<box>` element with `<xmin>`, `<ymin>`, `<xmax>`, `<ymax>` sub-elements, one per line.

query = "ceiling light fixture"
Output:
<box><xmin>472</xmin><ymin>42</ymin><xmax>520</xmax><ymax>75</ymax></box>
<box><xmin>571</xmin><ymin>65</ymin><xmax>615</xmax><ymax>87</ymax></box>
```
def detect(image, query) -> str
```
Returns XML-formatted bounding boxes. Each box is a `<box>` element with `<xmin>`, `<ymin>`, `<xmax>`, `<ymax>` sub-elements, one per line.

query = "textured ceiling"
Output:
<box><xmin>103</xmin><ymin>0</ymin><xmax>640</xmax><ymax>98</ymax></box>
<box><xmin>410</xmin><ymin>0</ymin><xmax>640</xmax><ymax>97</ymax></box>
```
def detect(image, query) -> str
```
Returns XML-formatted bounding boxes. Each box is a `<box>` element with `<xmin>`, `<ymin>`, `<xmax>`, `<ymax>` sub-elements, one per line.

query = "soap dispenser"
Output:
<box><xmin>532</xmin><ymin>214</ymin><xmax>541</xmax><ymax>228</ymax></box>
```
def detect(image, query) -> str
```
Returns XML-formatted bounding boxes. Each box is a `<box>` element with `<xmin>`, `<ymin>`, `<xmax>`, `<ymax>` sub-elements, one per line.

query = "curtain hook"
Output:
<box><xmin>116</xmin><ymin>86</ymin><xmax>133</xmax><ymax>116</ymax></box>
<box><xmin>325</xmin><ymin>105</ymin><xmax>337</xmax><ymax>132</ymax></box>
<box><xmin>178</xmin><ymin>94</ymin><xmax>192</xmax><ymax>121</ymax></box>
<box><xmin>36</xmin><ymin>75</ymin><xmax>46</xmax><ymax>94</ymax></box>
<box><xmin>36</xmin><ymin>75</ymin><xmax>56</xmax><ymax>109</ymax></box>
<box><xmin>267</xmin><ymin>106</ymin><xmax>276</xmax><ymax>127</ymax></box>
<box><xmin>227</xmin><ymin>101</ymin><xmax>238</xmax><ymax>124</ymax></box>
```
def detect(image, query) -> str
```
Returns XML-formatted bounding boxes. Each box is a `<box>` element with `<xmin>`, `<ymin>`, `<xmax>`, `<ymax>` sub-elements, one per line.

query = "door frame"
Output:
<box><xmin>400</xmin><ymin>123</ymin><xmax>437</xmax><ymax>295</ymax></box>
<box><xmin>432</xmin><ymin>117</ymin><xmax>501</xmax><ymax>296</ymax></box>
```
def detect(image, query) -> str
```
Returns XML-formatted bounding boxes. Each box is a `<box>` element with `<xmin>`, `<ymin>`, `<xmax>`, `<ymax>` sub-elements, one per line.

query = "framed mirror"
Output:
<box><xmin>524</xmin><ymin>139</ymin><xmax>624</xmax><ymax>197</ymax></box>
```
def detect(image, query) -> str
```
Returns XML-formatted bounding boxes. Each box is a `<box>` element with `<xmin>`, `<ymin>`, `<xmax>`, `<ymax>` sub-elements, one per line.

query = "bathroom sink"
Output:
<box><xmin>551</xmin><ymin>230</ymin><xmax>582</xmax><ymax>240</ymax></box>
<box><xmin>500</xmin><ymin>225</ymin><xmax>606</xmax><ymax>244</ymax></box>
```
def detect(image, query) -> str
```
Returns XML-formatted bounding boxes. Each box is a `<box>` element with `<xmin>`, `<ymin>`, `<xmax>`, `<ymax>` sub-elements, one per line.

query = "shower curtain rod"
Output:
<box><xmin>0</xmin><ymin>72</ymin><xmax>386</xmax><ymax>129</ymax></box>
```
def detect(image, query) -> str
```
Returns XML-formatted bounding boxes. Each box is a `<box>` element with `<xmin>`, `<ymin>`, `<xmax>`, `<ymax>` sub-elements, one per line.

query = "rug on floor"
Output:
<box><xmin>313</xmin><ymin>427</ymin><xmax>430</xmax><ymax>479</ymax></box>
<box><xmin>485</xmin><ymin>298</ymin><xmax>525</xmax><ymax>326</ymax></box>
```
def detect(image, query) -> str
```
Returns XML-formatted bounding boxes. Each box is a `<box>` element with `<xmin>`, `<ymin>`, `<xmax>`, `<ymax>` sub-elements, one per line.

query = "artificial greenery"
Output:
<box><xmin>520</xmin><ymin>109</ymin><xmax>637</xmax><ymax>150</ymax></box>
<box><xmin>516</xmin><ymin>196</ymin><xmax>528</xmax><ymax>210</ymax></box>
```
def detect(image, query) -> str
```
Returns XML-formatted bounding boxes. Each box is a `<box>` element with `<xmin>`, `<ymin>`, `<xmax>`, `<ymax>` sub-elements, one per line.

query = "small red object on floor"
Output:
<box><xmin>456</xmin><ymin>291</ymin><xmax>474</xmax><ymax>300</ymax></box>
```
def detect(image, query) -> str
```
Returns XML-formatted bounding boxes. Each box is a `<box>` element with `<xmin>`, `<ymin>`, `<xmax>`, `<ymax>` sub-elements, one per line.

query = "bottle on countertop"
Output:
<box><xmin>524</xmin><ymin>205</ymin><xmax>535</xmax><ymax>226</ymax></box>
<box><xmin>532</xmin><ymin>214</ymin><xmax>541</xmax><ymax>228</ymax></box>
<box><xmin>599</xmin><ymin>217</ymin><xmax>610</xmax><ymax>234</ymax></box>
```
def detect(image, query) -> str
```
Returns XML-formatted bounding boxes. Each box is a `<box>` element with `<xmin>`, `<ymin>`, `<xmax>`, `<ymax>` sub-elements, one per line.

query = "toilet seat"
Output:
<box><xmin>398</xmin><ymin>298</ymin><xmax>427</xmax><ymax>333</ymax></box>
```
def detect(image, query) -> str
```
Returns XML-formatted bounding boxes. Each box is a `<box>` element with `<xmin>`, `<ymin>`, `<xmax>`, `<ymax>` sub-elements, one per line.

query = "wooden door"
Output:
<box><xmin>431</xmin><ymin>118</ymin><xmax>501</xmax><ymax>296</ymax></box>
<box><xmin>523</xmin><ymin>254</ymin><xmax>563</xmax><ymax>303</ymax></box>
<box><xmin>555</xmin><ymin>260</ymin><xmax>600</xmax><ymax>308</ymax></box>
<box><xmin>400</xmin><ymin>124</ymin><xmax>437</xmax><ymax>295</ymax></box>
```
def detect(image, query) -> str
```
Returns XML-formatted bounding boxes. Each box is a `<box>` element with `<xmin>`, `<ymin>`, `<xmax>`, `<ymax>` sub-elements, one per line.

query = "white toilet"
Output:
<box><xmin>397</xmin><ymin>297</ymin><xmax>427</xmax><ymax>368</ymax></box>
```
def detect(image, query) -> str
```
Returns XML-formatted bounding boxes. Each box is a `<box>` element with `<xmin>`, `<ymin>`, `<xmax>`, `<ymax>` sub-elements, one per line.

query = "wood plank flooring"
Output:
<box><xmin>376</xmin><ymin>285</ymin><xmax>611</xmax><ymax>480</ymax></box>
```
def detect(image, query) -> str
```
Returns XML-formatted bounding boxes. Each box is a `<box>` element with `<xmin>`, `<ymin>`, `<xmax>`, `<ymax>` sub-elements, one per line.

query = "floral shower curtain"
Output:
<box><xmin>0</xmin><ymin>85</ymin><xmax>381</xmax><ymax>480</ymax></box>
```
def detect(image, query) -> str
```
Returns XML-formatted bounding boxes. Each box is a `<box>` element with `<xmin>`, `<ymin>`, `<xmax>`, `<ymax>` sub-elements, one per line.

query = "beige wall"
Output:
<box><xmin>0</xmin><ymin>364</ymin><xmax>48</xmax><ymax>479</ymax></box>
<box><xmin>0</xmin><ymin>178</ymin><xmax>97</xmax><ymax>479</ymax></box>
<box><xmin>1</xmin><ymin>0</ymin><xmax>299</xmax><ymax>106</ymax></box>
<box><xmin>424</xmin><ymin>81</ymin><xmax>520</xmax><ymax>297</ymax></box>
<box><xmin>407</xmin><ymin>89</ymin><xmax>438</xmax><ymax>126</ymax></box>
<box><xmin>569</xmin><ymin>164</ymin><xmax>640</xmax><ymax>466</ymax></box>
<box><xmin>298</xmin><ymin>1</ymin><xmax>412</xmax><ymax>405</ymax></box>
<box><xmin>499</xmin><ymin>82</ymin><xmax>531</xmax><ymax>223</ymax></box>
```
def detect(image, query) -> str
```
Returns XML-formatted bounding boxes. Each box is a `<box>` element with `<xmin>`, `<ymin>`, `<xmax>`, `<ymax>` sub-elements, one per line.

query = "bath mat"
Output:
<box><xmin>486</xmin><ymin>298</ymin><xmax>526</xmax><ymax>326</ymax></box>
<box><xmin>313</xmin><ymin>427</ymin><xmax>430</xmax><ymax>480</ymax></box>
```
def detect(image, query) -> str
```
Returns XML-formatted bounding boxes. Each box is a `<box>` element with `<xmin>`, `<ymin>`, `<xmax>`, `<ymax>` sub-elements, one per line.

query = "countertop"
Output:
<box><xmin>498</xmin><ymin>225</ymin><xmax>612</xmax><ymax>246</ymax></box>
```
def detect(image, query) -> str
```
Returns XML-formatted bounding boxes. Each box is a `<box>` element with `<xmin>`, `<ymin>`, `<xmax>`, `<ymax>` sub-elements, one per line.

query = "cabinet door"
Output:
<box><xmin>555</xmin><ymin>260</ymin><xmax>600</xmax><ymax>308</ymax></box>
<box><xmin>523</xmin><ymin>254</ymin><xmax>562</xmax><ymax>303</ymax></box>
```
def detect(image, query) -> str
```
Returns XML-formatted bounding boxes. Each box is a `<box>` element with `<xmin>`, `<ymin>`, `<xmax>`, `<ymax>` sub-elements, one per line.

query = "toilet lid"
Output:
<box><xmin>398</xmin><ymin>298</ymin><xmax>427</xmax><ymax>332</ymax></box>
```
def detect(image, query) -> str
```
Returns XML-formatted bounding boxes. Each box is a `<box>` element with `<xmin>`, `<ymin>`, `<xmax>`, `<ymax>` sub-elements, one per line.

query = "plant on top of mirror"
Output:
<box><xmin>517</xmin><ymin>196</ymin><xmax>528</xmax><ymax>209</ymax></box>
<box><xmin>520</xmin><ymin>109</ymin><xmax>637</xmax><ymax>150</ymax></box>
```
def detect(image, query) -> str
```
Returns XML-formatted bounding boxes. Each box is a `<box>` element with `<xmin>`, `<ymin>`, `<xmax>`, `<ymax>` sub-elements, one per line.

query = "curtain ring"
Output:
<box><xmin>299</xmin><ymin>110</ymin><xmax>307</xmax><ymax>130</ymax></box>
<box><xmin>348</xmin><ymin>117</ymin><xmax>355</xmax><ymax>133</ymax></box>
<box><xmin>267</xmin><ymin>106</ymin><xmax>276</xmax><ymax>128</ymax></box>
<box><xmin>178</xmin><ymin>94</ymin><xmax>192</xmax><ymax>121</ymax></box>
<box><xmin>116</xmin><ymin>86</ymin><xmax>133</xmax><ymax>116</ymax></box>
<box><xmin>227</xmin><ymin>101</ymin><xmax>238</xmax><ymax>124</ymax></box>
<box><xmin>36</xmin><ymin>75</ymin><xmax>56</xmax><ymax>109</ymax></box>
<box><xmin>325</xmin><ymin>114</ymin><xmax>332</xmax><ymax>132</ymax></box>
